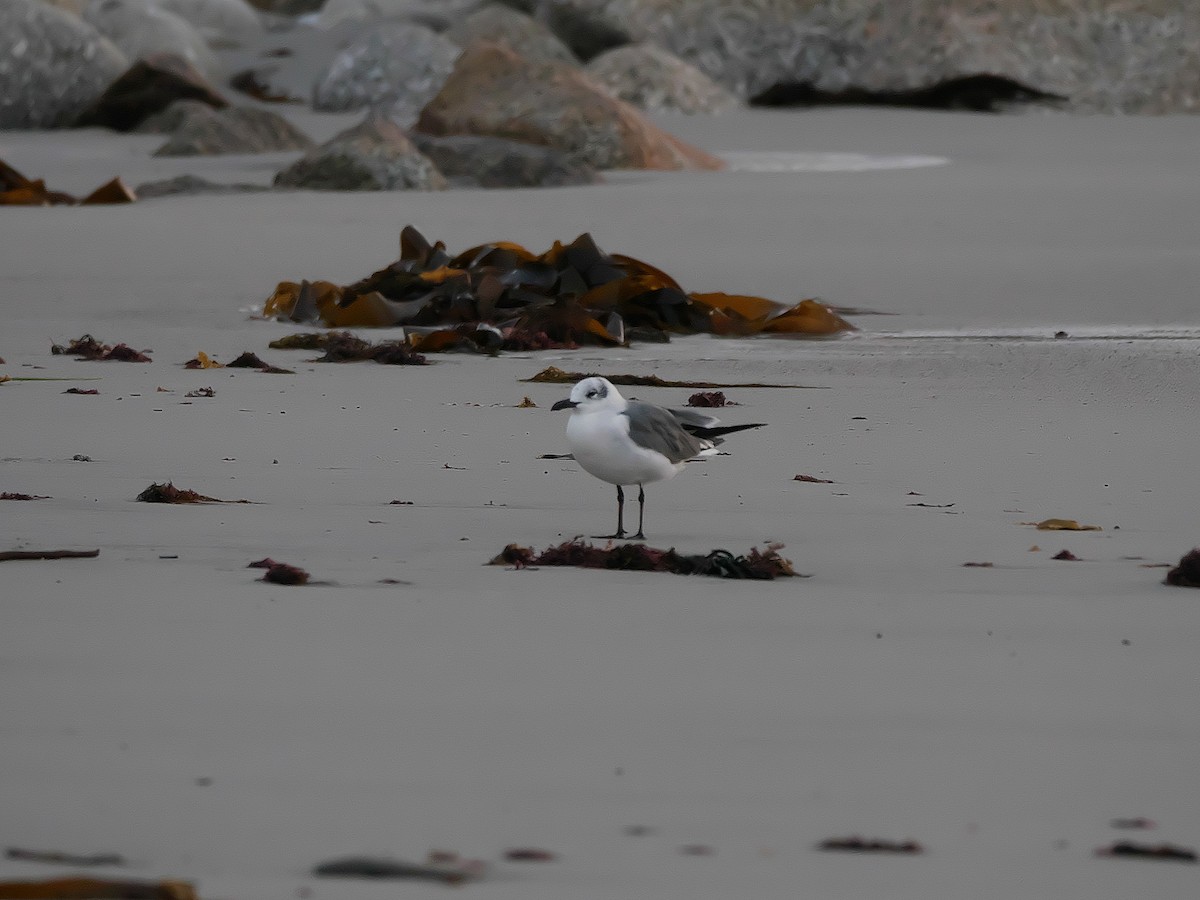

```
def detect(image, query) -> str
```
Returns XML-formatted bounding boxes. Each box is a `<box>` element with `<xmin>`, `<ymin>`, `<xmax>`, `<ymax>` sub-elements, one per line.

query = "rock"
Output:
<box><xmin>132</xmin><ymin>98</ymin><xmax>212</xmax><ymax>132</ymax></box>
<box><xmin>316</xmin><ymin>0</ymin><xmax>482</xmax><ymax>31</ymax></box>
<box><xmin>749</xmin><ymin>74</ymin><xmax>1066</xmax><ymax>112</ymax></box>
<box><xmin>153</xmin><ymin>105</ymin><xmax>313</xmax><ymax>155</ymax></box>
<box><xmin>39</xmin><ymin>0</ymin><xmax>89</xmax><ymax>14</ymax></box>
<box><xmin>83</xmin><ymin>0</ymin><xmax>222</xmax><ymax>82</ymax></box>
<box><xmin>585</xmin><ymin>42</ymin><xmax>737</xmax><ymax>113</ymax></box>
<box><xmin>152</xmin><ymin>0</ymin><xmax>263</xmax><ymax>48</ymax></box>
<box><xmin>274</xmin><ymin>114</ymin><xmax>448</xmax><ymax>191</ymax></box>
<box><xmin>0</xmin><ymin>0</ymin><xmax>128</xmax><ymax>129</ymax></box>
<box><xmin>445</xmin><ymin>4</ymin><xmax>579</xmax><ymax>65</ymax></box>
<box><xmin>75</xmin><ymin>54</ymin><xmax>227</xmax><ymax>131</ymax></box>
<box><xmin>311</xmin><ymin>21</ymin><xmax>462</xmax><ymax>127</ymax></box>
<box><xmin>410</xmin><ymin>133</ymin><xmax>599</xmax><ymax>187</ymax></box>
<box><xmin>606</xmin><ymin>0</ymin><xmax>1200</xmax><ymax>114</ymax></box>
<box><xmin>241</xmin><ymin>0</ymin><xmax>324</xmax><ymax>14</ymax></box>
<box><xmin>536</xmin><ymin>0</ymin><xmax>632</xmax><ymax>61</ymax></box>
<box><xmin>416</xmin><ymin>41</ymin><xmax>724</xmax><ymax>171</ymax></box>
<box><xmin>134</xmin><ymin>174</ymin><xmax>270</xmax><ymax>197</ymax></box>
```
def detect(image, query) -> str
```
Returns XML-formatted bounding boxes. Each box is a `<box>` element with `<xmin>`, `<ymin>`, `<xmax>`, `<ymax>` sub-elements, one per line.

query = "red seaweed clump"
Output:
<box><xmin>686</xmin><ymin>391</ymin><xmax>729</xmax><ymax>407</ymax></box>
<box><xmin>817</xmin><ymin>837</ymin><xmax>924</xmax><ymax>855</ymax></box>
<box><xmin>490</xmin><ymin>540</ymin><xmax>798</xmax><ymax>580</ymax></box>
<box><xmin>52</xmin><ymin>335</ymin><xmax>151</xmax><ymax>361</ymax></box>
<box><xmin>249</xmin><ymin>557</ymin><xmax>310</xmax><ymax>585</ymax></box>
<box><xmin>1164</xmin><ymin>547</ymin><xmax>1200</xmax><ymax>587</ymax></box>
<box><xmin>270</xmin><ymin>331</ymin><xmax>428</xmax><ymax>365</ymax></box>
<box><xmin>136</xmin><ymin>482</ymin><xmax>218</xmax><ymax>503</ymax></box>
<box><xmin>1096</xmin><ymin>841</ymin><xmax>1196</xmax><ymax>862</ymax></box>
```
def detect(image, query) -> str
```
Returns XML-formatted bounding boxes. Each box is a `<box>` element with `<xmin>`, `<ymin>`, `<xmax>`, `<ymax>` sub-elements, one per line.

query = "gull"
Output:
<box><xmin>551</xmin><ymin>376</ymin><xmax>764</xmax><ymax>540</ymax></box>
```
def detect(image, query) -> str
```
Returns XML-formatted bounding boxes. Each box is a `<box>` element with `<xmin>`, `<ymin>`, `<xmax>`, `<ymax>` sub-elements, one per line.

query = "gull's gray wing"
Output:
<box><xmin>665</xmin><ymin>407</ymin><xmax>721</xmax><ymax>430</ymax></box>
<box><xmin>624</xmin><ymin>401</ymin><xmax>709</xmax><ymax>464</ymax></box>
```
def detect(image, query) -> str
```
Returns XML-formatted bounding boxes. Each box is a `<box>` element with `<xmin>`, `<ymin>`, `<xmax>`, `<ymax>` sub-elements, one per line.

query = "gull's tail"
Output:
<box><xmin>680</xmin><ymin>422</ymin><xmax>767</xmax><ymax>445</ymax></box>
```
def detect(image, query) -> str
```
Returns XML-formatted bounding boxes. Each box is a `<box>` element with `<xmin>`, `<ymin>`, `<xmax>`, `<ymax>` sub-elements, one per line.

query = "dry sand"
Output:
<box><xmin>2</xmin><ymin>104</ymin><xmax>1200</xmax><ymax>900</ymax></box>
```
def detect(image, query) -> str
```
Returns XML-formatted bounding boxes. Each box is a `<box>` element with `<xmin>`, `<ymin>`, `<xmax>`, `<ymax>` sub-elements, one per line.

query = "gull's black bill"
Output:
<box><xmin>551</xmin><ymin>399</ymin><xmax>578</xmax><ymax>411</ymax></box>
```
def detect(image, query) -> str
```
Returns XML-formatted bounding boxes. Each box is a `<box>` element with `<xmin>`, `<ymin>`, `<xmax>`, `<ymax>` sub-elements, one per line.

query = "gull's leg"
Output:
<box><xmin>632</xmin><ymin>485</ymin><xmax>646</xmax><ymax>540</ymax></box>
<box><xmin>594</xmin><ymin>484</ymin><xmax>626</xmax><ymax>539</ymax></box>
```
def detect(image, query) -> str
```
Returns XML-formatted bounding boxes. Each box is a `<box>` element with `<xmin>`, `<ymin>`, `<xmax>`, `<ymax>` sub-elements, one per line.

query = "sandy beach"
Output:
<box><xmin>3</xmin><ymin>102</ymin><xmax>1200</xmax><ymax>900</ymax></box>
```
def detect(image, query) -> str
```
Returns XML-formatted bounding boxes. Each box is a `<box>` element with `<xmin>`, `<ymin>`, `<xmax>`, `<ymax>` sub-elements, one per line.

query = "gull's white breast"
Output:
<box><xmin>566</xmin><ymin>409</ymin><xmax>682</xmax><ymax>486</ymax></box>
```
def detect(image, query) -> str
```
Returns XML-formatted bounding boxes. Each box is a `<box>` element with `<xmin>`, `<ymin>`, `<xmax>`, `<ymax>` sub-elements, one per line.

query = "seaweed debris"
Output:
<box><xmin>490</xmin><ymin>540</ymin><xmax>799</xmax><ymax>580</ymax></box>
<box><xmin>1164</xmin><ymin>547</ymin><xmax>1200</xmax><ymax>587</ymax></box>
<box><xmin>52</xmin><ymin>335</ymin><xmax>151</xmax><ymax>362</ymax></box>
<box><xmin>817</xmin><ymin>837</ymin><xmax>924</xmax><ymax>855</ymax></box>
<box><xmin>522</xmin><ymin>366</ymin><xmax>814</xmax><ymax>388</ymax></box>
<box><xmin>1095</xmin><ymin>841</ymin><xmax>1196</xmax><ymax>862</ymax></box>
<box><xmin>269</xmin><ymin>331</ymin><xmax>427</xmax><ymax>365</ymax></box>
<box><xmin>135</xmin><ymin>482</ymin><xmax>241</xmax><ymax>503</ymax></box>
<box><xmin>249</xmin><ymin>558</ymin><xmax>310</xmax><ymax>585</ymax></box>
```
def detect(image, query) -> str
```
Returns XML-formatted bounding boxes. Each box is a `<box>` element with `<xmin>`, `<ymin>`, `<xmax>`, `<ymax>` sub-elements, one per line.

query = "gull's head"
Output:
<box><xmin>551</xmin><ymin>376</ymin><xmax>624</xmax><ymax>413</ymax></box>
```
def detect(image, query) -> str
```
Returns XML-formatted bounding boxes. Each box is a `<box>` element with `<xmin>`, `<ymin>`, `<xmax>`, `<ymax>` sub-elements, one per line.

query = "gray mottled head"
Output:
<box><xmin>551</xmin><ymin>376</ymin><xmax>624</xmax><ymax>412</ymax></box>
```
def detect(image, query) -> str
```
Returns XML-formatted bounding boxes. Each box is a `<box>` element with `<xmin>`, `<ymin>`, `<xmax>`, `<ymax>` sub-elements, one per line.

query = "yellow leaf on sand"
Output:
<box><xmin>191</xmin><ymin>351</ymin><xmax>223</xmax><ymax>369</ymax></box>
<box><xmin>1032</xmin><ymin>518</ymin><xmax>1102</xmax><ymax>531</ymax></box>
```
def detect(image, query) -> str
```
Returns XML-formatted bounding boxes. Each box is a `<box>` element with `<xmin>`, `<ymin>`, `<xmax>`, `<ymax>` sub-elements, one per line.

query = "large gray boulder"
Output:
<box><xmin>311</xmin><ymin>21</ymin><xmax>462</xmax><ymax>127</ymax></box>
<box><xmin>585</xmin><ymin>42</ymin><xmax>737</xmax><ymax>113</ymax></box>
<box><xmin>410</xmin><ymin>133</ymin><xmax>600</xmax><ymax>187</ymax></box>
<box><xmin>275</xmin><ymin>114</ymin><xmax>448</xmax><ymax>191</ymax></box>
<box><xmin>445</xmin><ymin>4</ymin><xmax>579</xmax><ymax>65</ymax></box>
<box><xmin>153</xmin><ymin>104</ymin><xmax>313</xmax><ymax>155</ymax></box>
<box><xmin>585</xmin><ymin>0</ymin><xmax>1200</xmax><ymax>113</ymax></box>
<box><xmin>0</xmin><ymin>0</ymin><xmax>128</xmax><ymax>128</ymax></box>
<box><xmin>83</xmin><ymin>0</ymin><xmax>222</xmax><ymax>81</ymax></box>
<box><xmin>415</xmin><ymin>41</ymin><xmax>724</xmax><ymax>171</ymax></box>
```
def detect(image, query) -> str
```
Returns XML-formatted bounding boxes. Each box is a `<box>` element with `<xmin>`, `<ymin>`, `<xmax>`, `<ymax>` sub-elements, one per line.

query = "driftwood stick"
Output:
<box><xmin>0</xmin><ymin>549</ymin><xmax>100</xmax><ymax>562</ymax></box>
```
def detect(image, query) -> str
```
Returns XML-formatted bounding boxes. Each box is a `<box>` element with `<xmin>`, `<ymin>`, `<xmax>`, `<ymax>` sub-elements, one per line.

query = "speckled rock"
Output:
<box><xmin>584</xmin><ymin>0</ymin><xmax>1200</xmax><ymax>113</ymax></box>
<box><xmin>74</xmin><ymin>53</ymin><xmax>226</xmax><ymax>131</ymax></box>
<box><xmin>416</xmin><ymin>41</ymin><xmax>724</xmax><ymax>170</ymax></box>
<box><xmin>585</xmin><ymin>42</ymin><xmax>737</xmax><ymax>113</ymax></box>
<box><xmin>134</xmin><ymin>173</ymin><xmax>270</xmax><ymax>197</ymax></box>
<box><xmin>153</xmin><ymin>0</ymin><xmax>263</xmax><ymax>48</ymax></box>
<box><xmin>39</xmin><ymin>0</ymin><xmax>89</xmax><ymax>14</ymax></box>
<box><xmin>446</xmin><ymin>4</ymin><xmax>579</xmax><ymax>65</ymax></box>
<box><xmin>133</xmin><ymin>98</ymin><xmax>218</xmax><ymax>132</ymax></box>
<box><xmin>535</xmin><ymin>0</ymin><xmax>632</xmax><ymax>61</ymax></box>
<box><xmin>83</xmin><ymin>0</ymin><xmax>222</xmax><ymax>81</ymax></box>
<box><xmin>153</xmin><ymin>104</ymin><xmax>313</xmax><ymax>155</ymax></box>
<box><xmin>410</xmin><ymin>133</ymin><xmax>600</xmax><ymax>187</ymax></box>
<box><xmin>0</xmin><ymin>0</ymin><xmax>128</xmax><ymax>128</ymax></box>
<box><xmin>275</xmin><ymin>114</ymin><xmax>448</xmax><ymax>191</ymax></box>
<box><xmin>311</xmin><ymin>21</ymin><xmax>462</xmax><ymax>127</ymax></box>
<box><xmin>316</xmin><ymin>0</ymin><xmax>483</xmax><ymax>30</ymax></box>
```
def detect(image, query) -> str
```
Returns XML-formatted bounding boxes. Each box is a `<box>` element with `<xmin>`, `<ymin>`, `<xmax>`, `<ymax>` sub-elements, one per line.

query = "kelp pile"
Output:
<box><xmin>490</xmin><ymin>539</ymin><xmax>799</xmax><ymax>580</ymax></box>
<box><xmin>263</xmin><ymin>226</ymin><xmax>855</xmax><ymax>351</ymax></box>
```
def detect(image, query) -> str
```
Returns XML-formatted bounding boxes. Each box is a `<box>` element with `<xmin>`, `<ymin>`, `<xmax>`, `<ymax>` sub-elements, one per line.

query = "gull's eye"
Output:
<box><xmin>586</xmin><ymin>390</ymin><xmax>597</xmax><ymax>398</ymax></box>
